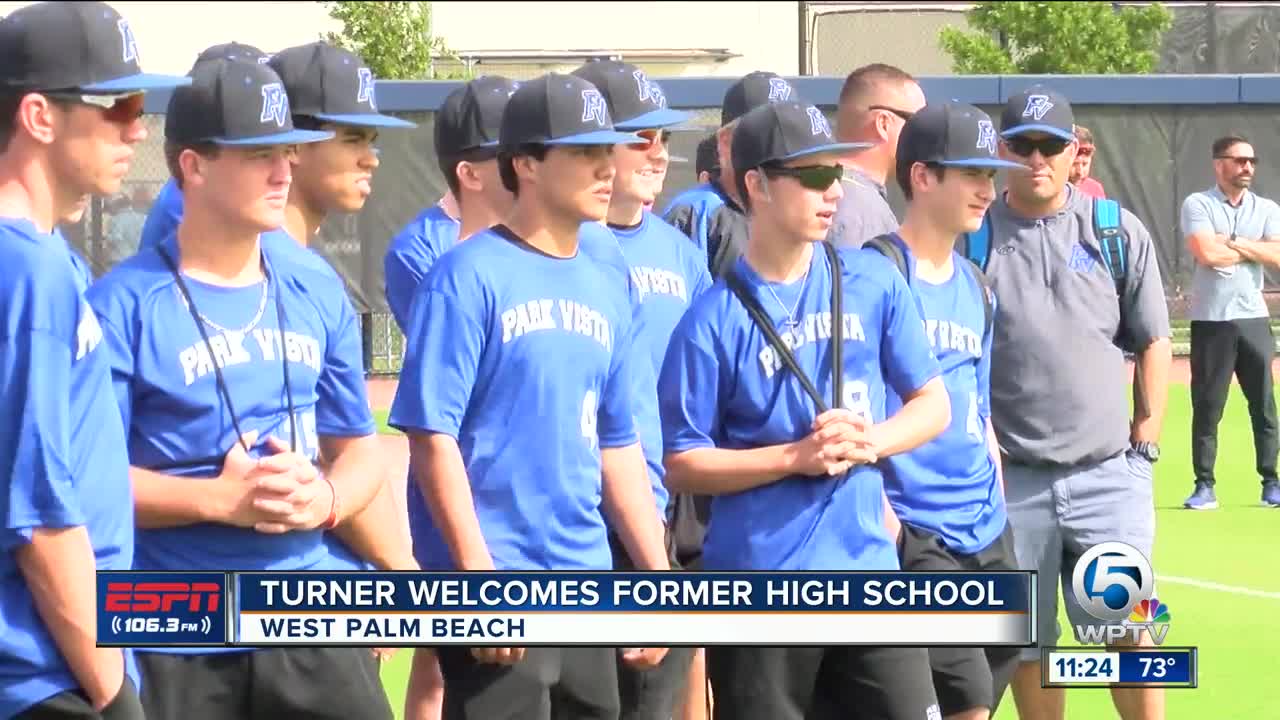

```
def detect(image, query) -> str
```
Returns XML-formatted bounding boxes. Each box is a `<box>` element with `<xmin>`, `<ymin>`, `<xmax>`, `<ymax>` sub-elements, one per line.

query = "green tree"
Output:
<box><xmin>939</xmin><ymin>1</ymin><xmax>1174</xmax><ymax>75</ymax></box>
<box><xmin>320</xmin><ymin>1</ymin><xmax>469</xmax><ymax>80</ymax></box>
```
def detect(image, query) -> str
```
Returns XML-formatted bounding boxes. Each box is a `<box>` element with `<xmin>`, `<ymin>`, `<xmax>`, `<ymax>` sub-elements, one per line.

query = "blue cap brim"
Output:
<box><xmin>1000</xmin><ymin>124</ymin><xmax>1074</xmax><ymax>141</ymax></box>
<box><xmin>80</xmin><ymin>73</ymin><xmax>192</xmax><ymax>92</ymax></box>
<box><xmin>780</xmin><ymin>141</ymin><xmax>874</xmax><ymax>161</ymax></box>
<box><xmin>214</xmin><ymin>129</ymin><xmax>335</xmax><ymax>146</ymax></box>
<box><xmin>614</xmin><ymin>107</ymin><xmax>694</xmax><ymax>130</ymax></box>
<box><xmin>545</xmin><ymin>130</ymin><xmax>644</xmax><ymax>145</ymax></box>
<box><xmin>313</xmin><ymin>112</ymin><xmax>417</xmax><ymax>129</ymax></box>
<box><xmin>938</xmin><ymin>157</ymin><xmax>1029</xmax><ymax>170</ymax></box>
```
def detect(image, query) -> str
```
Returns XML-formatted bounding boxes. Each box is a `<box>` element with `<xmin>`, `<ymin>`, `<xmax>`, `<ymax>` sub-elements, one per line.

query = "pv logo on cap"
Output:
<box><xmin>260</xmin><ymin>83</ymin><xmax>288</xmax><ymax>127</ymax></box>
<box><xmin>807</xmin><ymin>106</ymin><xmax>831</xmax><ymax>138</ymax></box>
<box><xmin>117</xmin><ymin>18</ymin><xmax>139</xmax><ymax>64</ymax></box>
<box><xmin>768</xmin><ymin>77</ymin><xmax>792</xmax><ymax>102</ymax></box>
<box><xmin>358</xmin><ymin>68</ymin><xmax>376</xmax><ymax>110</ymax></box>
<box><xmin>582</xmin><ymin>89</ymin><xmax>608</xmax><ymax>127</ymax></box>
<box><xmin>976</xmin><ymin>119</ymin><xmax>997</xmax><ymax>153</ymax></box>
<box><xmin>1022</xmin><ymin>94</ymin><xmax>1053</xmax><ymax>120</ymax></box>
<box><xmin>634</xmin><ymin>70</ymin><xmax>666</xmax><ymax>108</ymax></box>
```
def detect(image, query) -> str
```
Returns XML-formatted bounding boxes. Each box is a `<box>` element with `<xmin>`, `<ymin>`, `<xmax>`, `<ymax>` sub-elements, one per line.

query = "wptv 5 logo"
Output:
<box><xmin>1070</xmin><ymin>541</ymin><xmax>1172</xmax><ymax>646</ymax></box>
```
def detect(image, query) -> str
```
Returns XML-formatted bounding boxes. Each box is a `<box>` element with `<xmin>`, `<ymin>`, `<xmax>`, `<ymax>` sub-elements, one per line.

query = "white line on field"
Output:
<box><xmin>1157</xmin><ymin>575</ymin><xmax>1280</xmax><ymax>600</ymax></box>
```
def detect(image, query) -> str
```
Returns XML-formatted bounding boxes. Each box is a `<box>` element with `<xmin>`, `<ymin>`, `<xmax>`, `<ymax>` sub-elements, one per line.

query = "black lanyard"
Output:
<box><xmin>158</xmin><ymin>244</ymin><xmax>298</xmax><ymax>455</ymax></box>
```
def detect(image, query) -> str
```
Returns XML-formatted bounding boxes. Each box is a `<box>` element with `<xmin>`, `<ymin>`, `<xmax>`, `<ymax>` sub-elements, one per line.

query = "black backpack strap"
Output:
<box><xmin>823</xmin><ymin>241</ymin><xmax>843</xmax><ymax>411</ymax></box>
<box><xmin>863</xmin><ymin>233</ymin><xmax>910</xmax><ymax>280</ymax></box>
<box><xmin>959</xmin><ymin>256</ymin><xmax>995</xmax><ymax>339</ymax></box>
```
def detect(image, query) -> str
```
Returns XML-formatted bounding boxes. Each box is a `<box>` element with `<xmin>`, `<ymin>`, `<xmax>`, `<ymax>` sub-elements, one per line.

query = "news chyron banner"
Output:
<box><xmin>98</xmin><ymin>571</ymin><xmax>1035</xmax><ymax>647</ymax></box>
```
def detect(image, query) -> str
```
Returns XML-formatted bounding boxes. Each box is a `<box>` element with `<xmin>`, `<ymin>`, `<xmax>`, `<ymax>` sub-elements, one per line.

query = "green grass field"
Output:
<box><xmin>371</xmin><ymin>385</ymin><xmax>1278</xmax><ymax>719</ymax></box>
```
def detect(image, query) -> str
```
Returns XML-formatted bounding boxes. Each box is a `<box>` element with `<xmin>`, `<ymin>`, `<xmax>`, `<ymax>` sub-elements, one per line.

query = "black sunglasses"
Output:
<box><xmin>868</xmin><ymin>104</ymin><xmax>915</xmax><ymax>122</ymax></box>
<box><xmin>1005</xmin><ymin>135</ymin><xmax>1072</xmax><ymax>158</ymax></box>
<box><xmin>763</xmin><ymin>164</ymin><xmax>844</xmax><ymax>191</ymax></box>
<box><xmin>1215</xmin><ymin>155</ymin><xmax>1258</xmax><ymax>167</ymax></box>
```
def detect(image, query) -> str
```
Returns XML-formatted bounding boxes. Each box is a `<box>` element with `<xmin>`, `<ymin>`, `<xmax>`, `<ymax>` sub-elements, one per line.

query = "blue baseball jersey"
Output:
<box><xmin>880</xmin><ymin>237</ymin><xmax>1005</xmax><ymax>554</ymax></box>
<box><xmin>137</xmin><ymin>178</ymin><xmax>182</xmax><ymax>253</ymax></box>
<box><xmin>86</xmin><ymin>234</ymin><xmax>376</xmax><ymax>655</ymax></box>
<box><xmin>658</xmin><ymin>245</ymin><xmax>941</xmax><ymax>571</ymax></box>
<box><xmin>0</xmin><ymin>219</ymin><xmax>138</xmax><ymax>716</ymax></box>
<box><xmin>660</xmin><ymin>181</ymin><xmax>723</xmax><ymax>263</ymax></box>
<box><xmin>390</xmin><ymin>225</ymin><xmax>640</xmax><ymax>571</ymax></box>
<box><xmin>599</xmin><ymin>213</ymin><xmax>712</xmax><ymax>515</ymax></box>
<box><xmin>384</xmin><ymin>203</ymin><xmax>460</xmax><ymax>333</ymax></box>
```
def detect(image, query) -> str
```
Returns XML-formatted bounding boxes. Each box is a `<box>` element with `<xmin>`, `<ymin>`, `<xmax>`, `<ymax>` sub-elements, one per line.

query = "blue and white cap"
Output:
<box><xmin>499</xmin><ymin>72</ymin><xmax>642</xmax><ymax>148</ymax></box>
<box><xmin>897</xmin><ymin>101</ymin><xmax>1028</xmax><ymax>173</ymax></box>
<box><xmin>731</xmin><ymin>101</ymin><xmax>870</xmax><ymax>171</ymax></box>
<box><xmin>268</xmin><ymin>41</ymin><xmax>416</xmax><ymax>129</ymax></box>
<box><xmin>165</xmin><ymin>59</ymin><xmax>333</xmax><ymax>146</ymax></box>
<box><xmin>570</xmin><ymin>60</ymin><xmax>691</xmax><ymax>131</ymax></box>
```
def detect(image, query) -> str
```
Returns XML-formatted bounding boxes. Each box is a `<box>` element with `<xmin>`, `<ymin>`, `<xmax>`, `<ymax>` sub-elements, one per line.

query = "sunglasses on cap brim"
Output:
<box><xmin>44</xmin><ymin>91</ymin><xmax>146</xmax><ymax>124</ymax></box>
<box><xmin>1004</xmin><ymin>135</ymin><xmax>1072</xmax><ymax>158</ymax></box>
<box><xmin>762</xmin><ymin>163</ymin><xmax>844</xmax><ymax>191</ymax></box>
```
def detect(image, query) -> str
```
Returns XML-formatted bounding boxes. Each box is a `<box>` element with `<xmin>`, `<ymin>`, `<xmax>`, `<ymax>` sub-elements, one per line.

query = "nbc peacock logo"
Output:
<box><xmin>1130</xmin><ymin>598</ymin><xmax>1172</xmax><ymax>625</ymax></box>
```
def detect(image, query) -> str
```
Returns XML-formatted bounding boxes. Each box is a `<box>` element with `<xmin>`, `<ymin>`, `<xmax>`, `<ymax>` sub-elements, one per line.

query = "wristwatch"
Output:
<box><xmin>1132</xmin><ymin>441</ymin><xmax>1160</xmax><ymax>463</ymax></box>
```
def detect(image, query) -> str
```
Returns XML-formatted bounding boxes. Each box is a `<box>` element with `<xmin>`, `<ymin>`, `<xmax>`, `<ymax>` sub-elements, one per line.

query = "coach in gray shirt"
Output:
<box><xmin>984</xmin><ymin>86</ymin><xmax>1172</xmax><ymax>720</ymax></box>
<box><xmin>826</xmin><ymin>63</ymin><xmax>924</xmax><ymax>248</ymax></box>
<box><xmin>1181</xmin><ymin>134</ymin><xmax>1280</xmax><ymax>511</ymax></box>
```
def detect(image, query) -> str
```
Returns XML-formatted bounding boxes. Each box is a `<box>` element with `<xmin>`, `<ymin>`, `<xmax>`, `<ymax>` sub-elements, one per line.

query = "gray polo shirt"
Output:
<box><xmin>826</xmin><ymin>167</ymin><xmax>899</xmax><ymax>249</ymax></box>
<box><xmin>1181</xmin><ymin>186</ymin><xmax>1280</xmax><ymax>322</ymax></box>
<box><xmin>983</xmin><ymin>186</ymin><xmax>1171</xmax><ymax>467</ymax></box>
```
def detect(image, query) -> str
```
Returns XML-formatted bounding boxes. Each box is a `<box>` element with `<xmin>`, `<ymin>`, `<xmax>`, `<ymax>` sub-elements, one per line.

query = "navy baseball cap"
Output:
<box><xmin>732</xmin><ymin>101</ymin><xmax>870</xmax><ymax>172</ymax></box>
<box><xmin>195</xmin><ymin>42</ymin><xmax>269</xmax><ymax>68</ymax></box>
<box><xmin>0</xmin><ymin>1</ymin><xmax>190</xmax><ymax>93</ymax></box>
<box><xmin>721</xmin><ymin>71</ymin><xmax>798</xmax><ymax>127</ymax></box>
<box><xmin>1000</xmin><ymin>85</ymin><xmax>1075</xmax><ymax>141</ymax></box>
<box><xmin>570</xmin><ymin>60</ymin><xmax>690</xmax><ymax>131</ymax></box>
<box><xmin>165</xmin><ymin>59</ymin><xmax>332</xmax><ymax>147</ymax></box>
<box><xmin>897</xmin><ymin>102</ymin><xmax>1028</xmax><ymax>175</ymax></box>
<box><xmin>499</xmin><ymin>73</ymin><xmax>641</xmax><ymax>149</ymax></box>
<box><xmin>435</xmin><ymin>76</ymin><xmax>519</xmax><ymax>155</ymax></box>
<box><xmin>268</xmin><ymin>41</ymin><xmax>415</xmax><ymax>128</ymax></box>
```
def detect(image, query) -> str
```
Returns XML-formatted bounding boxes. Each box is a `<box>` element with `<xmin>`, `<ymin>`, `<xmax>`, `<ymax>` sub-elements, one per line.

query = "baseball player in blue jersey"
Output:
<box><xmin>570</xmin><ymin>59</ymin><xmax>710</xmax><ymax>720</ymax></box>
<box><xmin>871</xmin><ymin>101</ymin><xmax>1028</xmax><ymax>720</ymax></box>
<box><xmin>86</xmin><ymin>59</ymin><xmax>393</xmax><ymax>720</ymax></box>
<box><xmin>0</xmin><ymin>3</ymin><xmax>188</xmax><ymax>718</ymax></box>
<box><xmin>384</xmin><ymin>75</ymin><xmax>519</xmax><ymax>335</ymax></box>
<box><xmin>388</xmin><ymin>72</ymin><xmax>670</xmax><ymax>719</ymax></box>
<box><xmin>658</xmin><ymin>99</ymin><xmax>948</xmax><ymax>720</ymax></box>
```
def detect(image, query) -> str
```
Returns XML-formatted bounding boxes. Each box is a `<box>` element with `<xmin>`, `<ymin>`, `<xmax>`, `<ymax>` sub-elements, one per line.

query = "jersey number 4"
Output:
<box><xmin>582</xmin><ymin>390</ymin><xmax>598</xmax><ymax>449</ymax></box>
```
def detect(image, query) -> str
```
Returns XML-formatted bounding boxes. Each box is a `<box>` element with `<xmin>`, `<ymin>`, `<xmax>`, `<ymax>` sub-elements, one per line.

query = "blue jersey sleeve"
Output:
<box><xmin>384</xmin><ymin>240</ymin><xmax>435</xmax><ymax>335</ymax></box>
<box><xmin>880</xmin><ymin>269</ymin><xmax>942</xmax><ymax>399</ymax></box>
<box><xmin>685</xmin><ymin>239</ymin><xmax>714</xmax><ymax>301</ymax></box>
<box><xmin>315</xmin><ymin>292</ymin><xmax>376</xmax><ymax>437</ymax></box>
<box><xmin>138</xmin><ymin>181</ymin><xmax>182</xmax><ymax>252</ymax></box>
<box><xmin>658</xmin><ymin>308</ymin><xmax>722</xmax><ymax>454</ymax></box>
<box><xmin>597</xmin><ymin>279</ymin><xmax>640</xmax><ymax>449</ymax></box>
<box><xmin>0</xmin><ymin>263</ymin><xmax>87</xmax><ymax>550</ymax></box>
<box><xmin>388</xmin><ymin>285</ymin><xmax>484</xmax><ymax>438</ymax></box>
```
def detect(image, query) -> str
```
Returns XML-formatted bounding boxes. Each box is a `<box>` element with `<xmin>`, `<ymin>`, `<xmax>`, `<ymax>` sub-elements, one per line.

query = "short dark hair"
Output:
<box><xmin>1212</xmin><ymin>134</ymin><xmax>1250</xmax><ymax>158</ymax></box>
<box><xmin>164</xmin><ymin>140</ymin><xmax>221</xmax><ymax>190</ymax></box>
<box><xmin>896</xmin><ymin>161</ymin><xmax>945</xmax><ymax>201</ymax></box>
<box><xmin>497</xmin><ymin>143</ymin><xmax>550</xmax><ymax>196</ymax></box>
<box><xmin>439</xmin><ymin>146</ymin><xmax>499</xmax><ymax>200</ymax></box>
<box><xmin>0</xmin><ymin>92</ymin><xmax>22</xmax><ymax>154</ymax></box>
<box><xmin>695</xmin><ymin>134</ymin><xmax>719</xmax><ymax>178</ymax></box>
<box><xmin>838</xmin><ymin>63</ymin><xmax>917</xmax><ymax>108</ymax></box>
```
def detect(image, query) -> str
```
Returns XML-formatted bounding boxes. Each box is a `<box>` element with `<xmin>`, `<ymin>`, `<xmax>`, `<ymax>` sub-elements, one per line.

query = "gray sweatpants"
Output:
<box><xmin>1003</xmin><ymin>449</ymin><xmax>1157</xmax><ymax>662</ymax></box>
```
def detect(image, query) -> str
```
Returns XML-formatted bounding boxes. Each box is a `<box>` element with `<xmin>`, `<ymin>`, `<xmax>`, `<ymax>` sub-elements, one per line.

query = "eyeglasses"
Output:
<box><xmin>1004</xmin><ymin>135</ymin><xmax>1072</xmax><ymax>158</ymax></box>
<box><xmin>628</xmin><ymin>128</ymin><xmax>672</xmax><ymax>150</ymax></box>
<box><xmin>45</xmin><ymin>91</ymin><xmax>146</xmax><ymax>124</ymax></box>
<box><xmin>868</xmin><ymin>105</ymin><xmax>915</xmax><ymax>122</ymax></box>
<box><xmin>1215</xmin><ymin>155</ymin><xmax>1257</xmax><ymax>168</ymax></box>
<box><xmin>763</xmin><ymin>163</ymin><xmax>844</xmax><ymax>191</ymax></box>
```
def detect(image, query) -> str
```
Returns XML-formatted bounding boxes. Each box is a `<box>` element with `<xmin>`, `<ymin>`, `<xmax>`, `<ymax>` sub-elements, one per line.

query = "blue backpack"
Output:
<box><xmin>958</xmin><ymin>197</ymin><xmax>1129</xmax><ymax>297</ymax></box>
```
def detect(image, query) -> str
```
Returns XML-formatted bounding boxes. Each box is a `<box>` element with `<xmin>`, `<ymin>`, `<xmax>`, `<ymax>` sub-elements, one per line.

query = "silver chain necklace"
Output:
<box><xmin>764</xmin><ymin>264</ymin><xmax>810</xmax><ymax>331</ymax></box>
<box><xmin>173</xmin><ymin>276</ymin><xmax>270</xmax><ymax>336</ymax></box>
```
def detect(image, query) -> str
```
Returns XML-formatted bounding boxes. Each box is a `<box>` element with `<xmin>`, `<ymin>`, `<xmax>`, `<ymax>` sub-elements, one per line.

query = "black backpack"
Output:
<box><xmin>863</xmin><ymin>233</ymin><xmax>994</xmax><ymax>337</ymax></box>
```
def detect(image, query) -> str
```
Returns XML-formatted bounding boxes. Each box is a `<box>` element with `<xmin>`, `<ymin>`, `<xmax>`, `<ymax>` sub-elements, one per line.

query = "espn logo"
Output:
<box><xmin>104</xmin><ymin>582</ymin><xmax>222</xmax><ymax>613</ymax></box>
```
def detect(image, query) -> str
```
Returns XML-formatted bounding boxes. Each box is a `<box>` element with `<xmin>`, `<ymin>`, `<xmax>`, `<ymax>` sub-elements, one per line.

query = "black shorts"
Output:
<box><xmin>17</xmin><ymin>677</ymin><xmax>144</xmax><ymax>720</ymax></box>
<box><xmin>608</xmin><ymin>529</ymin><xmax>694</xmax><ymax>720</ymax></box>
<box><xmin>896</xmin><ymin>521</ymin><xmax>1021</xmax><ymax>715</ymax></box>
<box><xmin>436</xmin><ymin>646</ymin><xmax>620</xmax><ymax>720</ymax></box>
<box><xmin>706</xmin><ymin>646</ymin><xmax>939</xmax><ymax>720</ymax></box>
<box><xmin>137</xmin><ymin>648</ymin><xmax>392</xmax><ymax>720</ymax></box>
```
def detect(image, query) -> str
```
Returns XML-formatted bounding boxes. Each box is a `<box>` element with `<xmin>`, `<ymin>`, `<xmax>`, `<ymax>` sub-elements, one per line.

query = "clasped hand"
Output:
<box><xmin>796</xmin><ymin>409</ymin><xmax>879</xmax><ymax>476</ymax></box>
<box><xmin>219</xmin><ymin>431</ymin><xmax>332</xmax><ymax>533</ymax></box>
